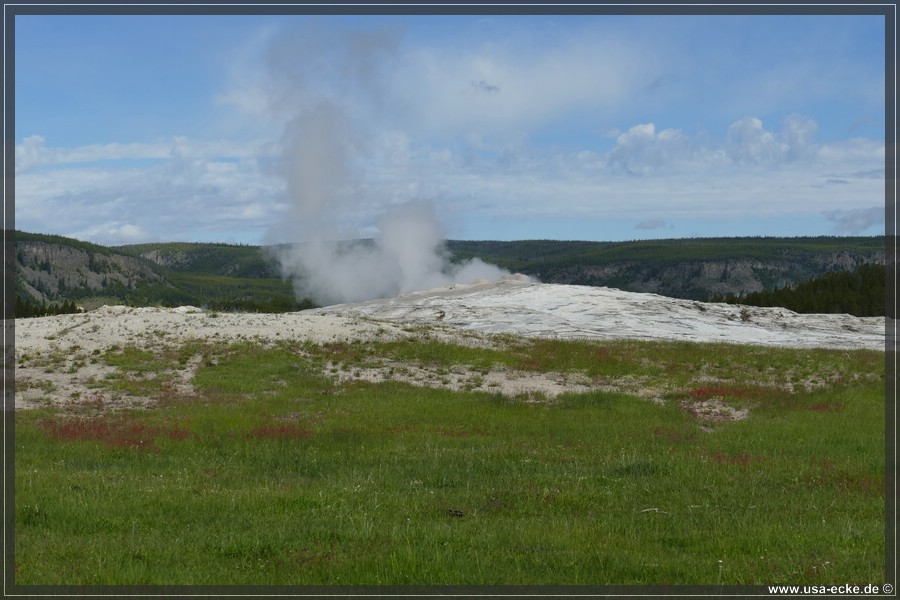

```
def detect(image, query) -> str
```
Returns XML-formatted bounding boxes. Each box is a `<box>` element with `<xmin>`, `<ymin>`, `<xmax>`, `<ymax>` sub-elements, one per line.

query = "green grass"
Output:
<box><xmin>14</xmin><ymin>337</ymin><xmax>885</xmax><ymax>586</ymax></box>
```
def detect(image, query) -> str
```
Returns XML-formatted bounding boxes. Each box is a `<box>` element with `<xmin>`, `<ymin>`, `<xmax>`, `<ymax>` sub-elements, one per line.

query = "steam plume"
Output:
<box><xmin>265</xmin><ymin>23</ymin><xmax>509</xmax><ymax>306</ymax></box>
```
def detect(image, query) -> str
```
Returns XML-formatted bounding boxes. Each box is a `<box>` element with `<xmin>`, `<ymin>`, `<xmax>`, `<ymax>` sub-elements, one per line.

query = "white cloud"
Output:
<box><xmin>606</xmin><ymin>123</ymin><xmax>696</xmax><ymax>175</ymax></box>
<box><xmin>722</xmin><ymin>114</ymin><xmax>848</xmax><ymax>167</ymax></box>
<box><xmin>16</xmin><ymin>17</ymin><xmax>885</xmax><ymax>246</ymax></box>
<box><xmin>395</xmin><ymin>114</ymin><xmax>884</xmax><ymax>229</ymax></box>
<box><xmin>69</xmin><ymin>222</ymin><xmax>152</xmax><ymax>246</ymax></box>
<box><xmin>198</xmin><ymin>20</ymin><xmax>886</xmax><ymax>243</ymax></box>
<box><xmin>15</xmin><ymin>135</ymin><xmax>53</xmax><ymax>172</ymax></box>
<box><xmin>16</xmin><ymin>106</ymin><xmax>884</xmax><ymax>246</ymax></box>
<box><xmin>15</xmin><ymin>135</ymin><xmax>272</xmax><ymax>174</ymax></box>
<box><xmin>395</xmin><ymin>33</ymin><xmax>661</xmax><ymax>138</ymax></box>
<box><xmin>814</xmin><ymin>137</ymin><xmax>885</xmax><ymax>168</ymax></box>
<box><xmin>780</xmin><ymin>113</ymin><xmax>818</xmax><ymax>161</ymax></box>
<box><xmin>823</xmin><ymin>207</ymin><xmax>884</xmax><ymax>235</ymax></box>
<box><xmin>725</xmin><ymin>117</ymin><xmax>788</xmax><ymax>165</ymax></box>
<box><xmin>596</xmin><ymin>114</ymin><xmax>847</xmax><ymax>178</ymax></box>
<box><xmin>15</xmin><ymin>138</ymin><xmax>286</xmax><ymax>245</ymax></box>
<box><xmin>216</xmin><ymin>20</ymin><xmax>665</xmax><ymax>143</ymax></box>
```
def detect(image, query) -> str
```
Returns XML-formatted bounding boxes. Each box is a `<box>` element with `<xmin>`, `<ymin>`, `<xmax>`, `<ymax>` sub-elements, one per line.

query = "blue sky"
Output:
<box><xmin>13</xmin><ymin>11</ymin><xmax>887</xmax><ymax>245</ymax></box>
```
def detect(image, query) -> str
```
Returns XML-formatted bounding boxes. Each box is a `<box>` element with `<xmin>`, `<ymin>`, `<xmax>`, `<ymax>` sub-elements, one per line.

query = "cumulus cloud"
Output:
<box><xmin>725</xmin><ymin>117</ymin><xmax>787</xmax><ymax>165</ymax></box>
<box><xmin>15</xmin><ymin>17</ymin><xmax>885</xmax><ymax>246</ymax></box>
<box><xmin>68</xmin><ymin>222</ymin><xmax>153</xmax><ymax>246</ymax></box>
<box><xmin>781</xmin><ymin>113</ymin><xmax>818</xmax><ymax>161</ymax></box>
<box><xmin>14</xmin><ymin>141</ymin><xmax>283</xmax><ymax>245</ymax></box>
<box><xmin>606</xmin><ymin>123</ymin><xmax>696</xmax><ymax>175</ymax></box>
<box><xmin>16</xmin><ymin>109</ymin><xmax>883</xmax><ymax>247</ymax></box>
<box><xmin>602</xmin><ymin>114</ymin><xmax>829</xmax><ymax>176</ymax></box>
<box><xmin>724</xmin><ymin>114</ymin><xmax>826</xmax><ymax>166</ymax></box>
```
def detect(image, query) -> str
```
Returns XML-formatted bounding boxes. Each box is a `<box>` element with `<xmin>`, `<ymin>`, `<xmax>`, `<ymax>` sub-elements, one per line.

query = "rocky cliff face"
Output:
<box><xmin>15</xmin><ymin>240</ymin><xmax>166</xmax><ymax>304</ymax></box>
<box><xmin>531</xmin><ymin>250</ymin><xmax>885</xmax><ymax>300</ymax></box>
<box><xmin>135</xmin><ymin>249</ymin><xmax>191</xmax><ymax>270</ymax></box>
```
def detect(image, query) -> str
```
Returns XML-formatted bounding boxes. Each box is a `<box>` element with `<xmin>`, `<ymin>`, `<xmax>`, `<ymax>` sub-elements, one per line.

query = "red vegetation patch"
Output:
<box><xmin>690</xmin><ymin>385</ymin><xmax>757</xmax><ymax>400</ymax></box>
<box><xmin>38</xmin><ymin>416</ymin><xmax>193</xmax><ymax>450</ymax></box>
<box><xmin>703</xmin><ymin>450</ymin><xmax>761</xmax><ymax>466</ymax></box>
<box><xmin>248</xmin><ymin>423</ymin><xmax>312</xmax><ymax>440</ymax></box>
<box><xmin>294</xmin><ymin>549</ymin><xmax>334</xmax><ymax>568</ymax></box>
<box><xmin>688</xmin><ymin>383</ymin><xmax>789</xmax><ymax>410</ymax></box>
<box><xmin>433</xmin><ymin>427</ymin><xmax>488</xmax><ymax>438</ymax></box>
<box><xmin>387</xmin><ymin>425</ymin><xmax>417</xmax><ymax>435</ymax></box>
<box><xmin>805</xmin><ymin>458</ymin><xmax>883</xmax><ymax>497</ymax></box>
<box><xmin>653</xmin><ymin>426</ymin><xmax>697</xmax><ymax>443</ymax></box>
<box><xmin>808</xmin><ymin>402</ymin><xmax>845</xmax><ymax>413</ymax></box>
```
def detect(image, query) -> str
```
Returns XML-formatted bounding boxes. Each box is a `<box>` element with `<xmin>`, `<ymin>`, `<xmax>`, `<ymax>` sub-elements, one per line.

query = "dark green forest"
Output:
<box><xmin>711</xmin><ymin>262</ymin><xmax>885</xmax><ymax>317</ymax></box>
<box><xmin>14</xmin><ymin>298</ymin><xmax>83</xmax><ymax>319</ymax></box>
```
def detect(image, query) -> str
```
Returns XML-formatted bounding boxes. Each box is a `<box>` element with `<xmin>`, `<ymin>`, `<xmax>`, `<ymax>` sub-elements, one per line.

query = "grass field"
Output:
<box><xmin>13</xmin><ymin>335</ymin><xmax>886</xmax><ymax>586</ymax></box>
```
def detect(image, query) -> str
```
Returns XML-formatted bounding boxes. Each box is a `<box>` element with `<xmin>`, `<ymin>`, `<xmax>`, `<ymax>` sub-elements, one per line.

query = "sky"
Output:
<box><xmin>12</xmin><ymin>9</ymin><xmax>888</xmax><ymax>246</ymax></box>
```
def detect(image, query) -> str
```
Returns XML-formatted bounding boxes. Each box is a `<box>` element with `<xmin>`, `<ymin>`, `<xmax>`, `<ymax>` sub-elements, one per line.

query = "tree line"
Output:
<box><xmin>710</xmin><ymin>263</ymin><xmax>885</xmax><ymax>317</ymax></box>
<box><xmin>15</xmin><ymin>298</ymin><xmax>83</xmax><ymax>319</ymax></box>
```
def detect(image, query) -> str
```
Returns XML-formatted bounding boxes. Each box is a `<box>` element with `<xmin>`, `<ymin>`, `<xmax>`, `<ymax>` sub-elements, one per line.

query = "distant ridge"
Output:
<box><xmin>13</xmin><ymin>231</ymin><xmax>307</xmax><ymax>314</ymax></box>
<box><xmin>446</xmin><ymin>236</ymin><xmax>884</xmax><ymax>301</ymax></box>
<box><xmin>12</xmin><ymin>231</ymin><xmax>885</xmax><ymax>315</ymax></box>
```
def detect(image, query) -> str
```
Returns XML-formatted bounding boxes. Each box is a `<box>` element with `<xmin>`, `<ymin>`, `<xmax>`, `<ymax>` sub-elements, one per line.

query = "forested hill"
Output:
<box><xmin>13</xmin><ymin>231</ymin><xmax>307</xmax><ymax>315</ymax></box>
<box><xmin>12</xmin><ymin>231</ymin><xmax>886</xmax><ymax>316</ymax></box>
<box><xmin>447</xmin><ymin>237</ymin><xmax>884</xmax><ymax>302</ymax></box>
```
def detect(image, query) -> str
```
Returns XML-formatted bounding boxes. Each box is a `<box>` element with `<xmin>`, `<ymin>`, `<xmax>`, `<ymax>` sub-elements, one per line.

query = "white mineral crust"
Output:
<box><xmin>310</xmin><ymin>277</ymin><xmax>886</xmax><ymax>351</ymax></box>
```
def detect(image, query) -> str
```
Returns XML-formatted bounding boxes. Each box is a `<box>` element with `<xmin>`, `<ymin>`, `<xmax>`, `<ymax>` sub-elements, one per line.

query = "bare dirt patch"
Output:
<box><xmin>13</xmin><ymin>288</ymin><xmax>882</xmax><ymax>413</ymax></box>
<box><xmin>681</xmin><ymin>398</ymin><xmax>750</xmax><ymax>422</ymax></box>
<box><xmin>15</xmin><ymin>347</ymin><xmax>149</xmax><ymax>412</ymax></box>
<box><xmin>324</xmin><ymin>359</ymin><xmax>598</xmax><ymax>400</ymax></box>
<box><xmin>12</xmin><ymin>306</ymin><xmax>418</xmax><ymax>411</ymax></box>
<box><xmin>17</xmin><ymin>304</ymin><xmax>644</xmax><ymax>409</ymax></box>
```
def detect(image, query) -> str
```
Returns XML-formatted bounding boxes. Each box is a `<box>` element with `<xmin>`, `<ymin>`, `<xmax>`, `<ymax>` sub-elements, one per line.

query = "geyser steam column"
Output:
<box><xmin>271</xmin><ymin>101</ymin><xmax>508</xmax><ymax>306</ymax></box>
<box><xmin>266</xmin><ymin>24</ymin><xmax>508</xmax><ymax>307</ymax></box>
